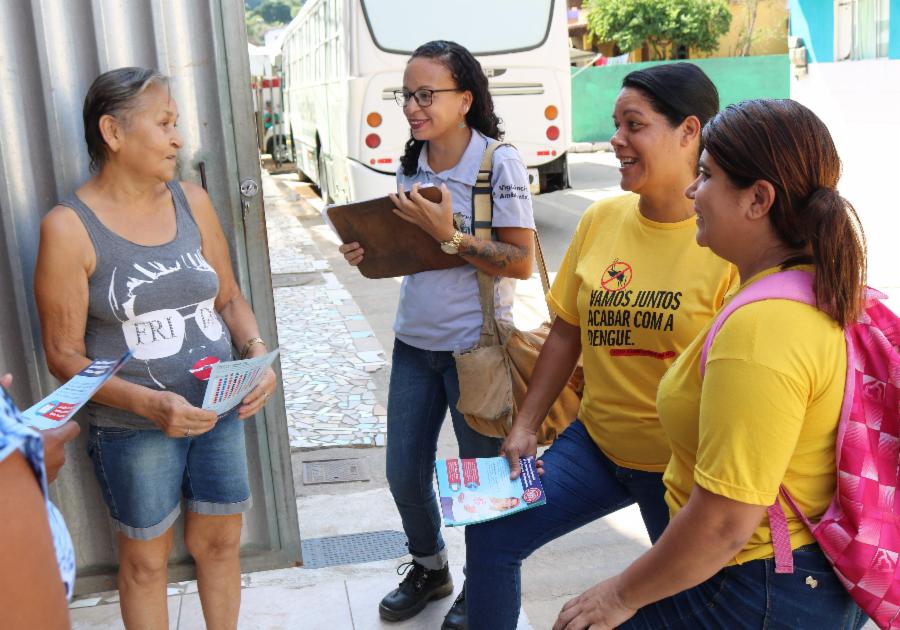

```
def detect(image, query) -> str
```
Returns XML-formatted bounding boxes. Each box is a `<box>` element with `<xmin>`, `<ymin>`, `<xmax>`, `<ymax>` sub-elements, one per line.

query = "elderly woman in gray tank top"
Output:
<box><xmin>34</xmin><ymin>67</ymin><xmax>277</xmax><ymax>629</ymax></box>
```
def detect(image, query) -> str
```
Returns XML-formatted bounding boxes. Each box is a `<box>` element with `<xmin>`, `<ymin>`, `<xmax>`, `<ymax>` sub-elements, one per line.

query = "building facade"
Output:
<box><xmin>789</xmin><ymin>0</ymin><xmax>900</xmax><ymax>295</ymax></box>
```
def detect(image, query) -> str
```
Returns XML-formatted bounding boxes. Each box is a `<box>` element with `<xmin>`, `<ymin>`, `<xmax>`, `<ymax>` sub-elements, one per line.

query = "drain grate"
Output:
<box><xmin>302</xmin><ymin>458</ymin><xmax>370</xmax><ymax>485</ymax></box>
<box><xmin>301</xmin><ymin>530</ymin><xmax>408</xmax><ymax>569</ymax></box>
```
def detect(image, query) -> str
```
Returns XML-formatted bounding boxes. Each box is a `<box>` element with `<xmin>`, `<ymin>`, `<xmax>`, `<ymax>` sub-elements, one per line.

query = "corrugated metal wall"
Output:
<box><xmin>0</xmin><ymin>0</ymin><xmax>301</xmax><ymax>594</ymax></box>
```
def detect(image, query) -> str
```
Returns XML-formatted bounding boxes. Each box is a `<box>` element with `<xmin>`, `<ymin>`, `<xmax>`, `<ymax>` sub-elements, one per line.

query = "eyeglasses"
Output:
<box><xmin>393</xmin><ymin>88</ymin><xmax>463</xmax><ymax>108</ymax></box>
<box><xmin>122</xmin><ymin>298</ymin><xmax>223</xmax><ymax>361</ymax></box>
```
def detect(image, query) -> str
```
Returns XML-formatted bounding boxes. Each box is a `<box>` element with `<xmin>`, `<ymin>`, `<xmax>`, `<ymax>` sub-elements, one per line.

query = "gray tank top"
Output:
<box><xmin>62</xmin><ymin>181</ymin><xmax>234</xmax><ymax>429</ymax></box>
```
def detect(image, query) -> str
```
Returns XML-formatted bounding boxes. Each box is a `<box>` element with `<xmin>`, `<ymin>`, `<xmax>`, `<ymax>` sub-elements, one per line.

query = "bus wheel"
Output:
<box><xmin>316</xmin><ymin>149</ymin><xmax>332</xmax><ymax>204</ymax></box>
<box><xmin>538</xmin><ymin>153</ymin><xmax>569</xmax><ymax>193</ymax></box>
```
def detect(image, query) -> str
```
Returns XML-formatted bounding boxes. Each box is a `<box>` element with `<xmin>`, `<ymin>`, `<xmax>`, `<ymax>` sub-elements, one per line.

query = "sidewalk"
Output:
<box><xmin>66</xmin><ymin>168</ymin><xmax>654</xmax><ymax>630</ymax></box>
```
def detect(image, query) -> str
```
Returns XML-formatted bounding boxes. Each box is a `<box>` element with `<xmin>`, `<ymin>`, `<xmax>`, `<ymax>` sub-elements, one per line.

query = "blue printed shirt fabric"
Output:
<box><xmin>0</xmin><ymin>386</ymin><xmax>76</xmax><ymax>600</ymax></box>
<box><xmin>394</xmin><ymin>130</ymin><xmax>536</xmax><ymax>352</ymax></box>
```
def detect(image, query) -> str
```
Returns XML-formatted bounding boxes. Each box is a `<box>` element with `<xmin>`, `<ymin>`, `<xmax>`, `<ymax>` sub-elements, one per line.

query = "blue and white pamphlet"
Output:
<box><xmin>201</xmin><ymin>349</ymin><xmax>280</xmax><ymax>416</ymax></box>
<box><xmin>19</xmin><ymin>350</ymin><xmax>133</xmax><ymax>430</ymax></box>
<box><xmin>435</xmin><ymin>456</ymin><xmax>547</xmax><ymax>527</ymax></box>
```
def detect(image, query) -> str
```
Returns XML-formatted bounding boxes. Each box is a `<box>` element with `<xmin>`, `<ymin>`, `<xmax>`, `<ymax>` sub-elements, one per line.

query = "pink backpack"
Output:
<box><xmin>701</xmin><ymin>269</ymin><xmax>900</xmax><ymax>629</ymax></box>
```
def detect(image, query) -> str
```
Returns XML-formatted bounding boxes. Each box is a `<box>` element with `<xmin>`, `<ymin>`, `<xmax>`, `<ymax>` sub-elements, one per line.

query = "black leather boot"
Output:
<box><xmin>441</xmin><ymin>582</ymin><xmax>468</xmax><ymax>630</ymax></box>
<box><xmin>378</xmin><ymin>560</ymin><xmax>454</xmax><ymax>621</ymax></box>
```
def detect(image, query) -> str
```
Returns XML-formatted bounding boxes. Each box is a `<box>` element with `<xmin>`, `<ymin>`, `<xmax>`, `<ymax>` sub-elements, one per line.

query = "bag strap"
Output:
<box><xmin>472</xmin><ymin>141</ymin><xmax>506</xmax><ymax>346</ymax></box>
<box><xmin>472</xmin><ymin>141</ymin><xmax>553</xmax><ymax>347</ymax></box>
<box><xmin>699</xmin><ymin>270</ymin><xmax>818</xmax><ymax>377</ymax></box>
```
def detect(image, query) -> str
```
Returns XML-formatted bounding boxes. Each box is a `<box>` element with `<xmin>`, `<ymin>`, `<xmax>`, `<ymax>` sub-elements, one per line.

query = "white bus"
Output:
<box><xmin>280</xmin><ymin>0</ymin><xmax>571</xmax><ymax>203</ymax></box>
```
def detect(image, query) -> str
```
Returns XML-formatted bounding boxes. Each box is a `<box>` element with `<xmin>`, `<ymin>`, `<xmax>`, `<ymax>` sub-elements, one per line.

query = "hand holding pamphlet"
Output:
<box><xmin>201</xmin><ymin>349</ymin><xmax>280</xmax><ymax>416</ymax></box>
<box><xmin>435</xmin><ymin>456</ymin><xmax>547</xmax><ymax>527</ymax></box>
<box><xmin>19</xmin><ymin>350</ymin><xmax>132</xmax><ymax>430</ymax></box>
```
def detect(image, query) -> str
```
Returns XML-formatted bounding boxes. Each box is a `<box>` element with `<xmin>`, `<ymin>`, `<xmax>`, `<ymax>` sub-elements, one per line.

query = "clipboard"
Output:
<box><xmin>326</xmin><ymin>186</ymin><xmax>467</xmax><ymax>279</ymax></box>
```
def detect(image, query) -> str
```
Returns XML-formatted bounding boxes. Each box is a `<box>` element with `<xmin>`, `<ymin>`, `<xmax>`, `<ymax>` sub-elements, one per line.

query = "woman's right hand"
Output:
<box><xmin>339</xmin><ymin>242</ymin><xmax>364</xmax><ymax>266</ymax></box>
<box><xmin>501</xmin><ymin>424</ymin><xmax>539</xmax><ymax>480</ymax></box>
<box><xmin>145</xmin><ymin>391</ymin><xmax>217</xmax><ymax>438</ymax></box>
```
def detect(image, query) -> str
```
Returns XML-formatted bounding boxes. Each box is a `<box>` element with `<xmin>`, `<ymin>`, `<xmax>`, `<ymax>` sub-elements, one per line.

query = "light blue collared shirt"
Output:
<box><xmin>393</xmin><ymin>130</ymin><xmax>536</xmax><ymax>352</ymax></box>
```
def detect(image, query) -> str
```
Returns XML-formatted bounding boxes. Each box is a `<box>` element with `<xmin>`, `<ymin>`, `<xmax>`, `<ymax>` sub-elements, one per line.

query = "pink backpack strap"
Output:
<box><xmin>700</xmin><ymin>270</ymin><xmax>817</xmax><ymax>377</ymax></box>
<box><xmin>767</xmin><ymin>502</ymin><xmax>796</xmax><ymax>573</ymax></box>
<box><xmin>700</xmin><ymin>270</ymin><xmax>818</xmax><ymax>574</ymax></box>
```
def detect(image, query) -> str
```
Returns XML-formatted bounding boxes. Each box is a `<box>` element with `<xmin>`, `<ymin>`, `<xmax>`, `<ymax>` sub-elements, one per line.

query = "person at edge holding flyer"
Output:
<box><xmin>338</xmin><ymin>40</ymin><xmax>535</xmax><ymax>628</ymax></box>
<box><xmin>463</xmin><ymin>63</ymin><xmax>739</xmax><ymax>629</ymax></box>
<box><xmin>0</xmin><ymin>373</ymin><xmax>75</xmax><ymax>629</ymax></box>
<box><xmin>34</xmin><ymin>67</ymin><xmax>277</xmax><ymax>629</ymax></box>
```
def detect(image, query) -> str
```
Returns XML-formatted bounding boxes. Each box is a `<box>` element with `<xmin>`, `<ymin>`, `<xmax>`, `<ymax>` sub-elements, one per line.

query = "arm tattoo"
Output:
<box><xmin>460</xmin><ymin>237</ymin><xmax>528</xmax><ymax>269</ymax></box>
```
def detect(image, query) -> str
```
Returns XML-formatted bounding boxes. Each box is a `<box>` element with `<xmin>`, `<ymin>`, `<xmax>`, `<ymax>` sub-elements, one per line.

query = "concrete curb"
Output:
<box><xmin>568</xmin><ymin>141</ymin><xmax>612</xmax><ymax>153</ymax></box>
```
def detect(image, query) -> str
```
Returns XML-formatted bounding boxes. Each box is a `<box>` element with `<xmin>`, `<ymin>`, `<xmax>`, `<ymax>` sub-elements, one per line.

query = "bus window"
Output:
<box><xmin>360</xmin><ymin>0</ymin><xmax>554</xmax><ymax>55</ymax></box>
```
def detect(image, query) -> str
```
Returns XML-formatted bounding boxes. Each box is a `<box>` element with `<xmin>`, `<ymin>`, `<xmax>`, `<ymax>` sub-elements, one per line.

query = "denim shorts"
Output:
<box><xmin>87</xmin><ymin>411</ymin><xmax>252</xmax><ymax>540</ymax></box>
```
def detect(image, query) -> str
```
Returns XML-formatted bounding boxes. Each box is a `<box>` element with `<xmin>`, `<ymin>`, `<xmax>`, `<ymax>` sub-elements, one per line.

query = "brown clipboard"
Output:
<box><xmin>326</xmin><ymin>186</ymin><xmax>467</xmax><ymax>279</ymax></box>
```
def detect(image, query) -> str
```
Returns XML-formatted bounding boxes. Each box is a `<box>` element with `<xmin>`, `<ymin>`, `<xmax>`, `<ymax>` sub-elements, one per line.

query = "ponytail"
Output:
<box><xmin>803</xmin><ymin>189</ymin><xmax>867</xmax><ymax>328</ymax></box>
<box><xmin>400</xmin><ymin>138</ymin><xmax>426</xmax><ymax>177</ymax></box>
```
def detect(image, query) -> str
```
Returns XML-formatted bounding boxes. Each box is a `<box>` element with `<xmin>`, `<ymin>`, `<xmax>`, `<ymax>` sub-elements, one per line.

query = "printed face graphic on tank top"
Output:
<box><xmin>108</xmin><ymin>249</ymin><xmax>224</xmax><ymax>385</ymax></box>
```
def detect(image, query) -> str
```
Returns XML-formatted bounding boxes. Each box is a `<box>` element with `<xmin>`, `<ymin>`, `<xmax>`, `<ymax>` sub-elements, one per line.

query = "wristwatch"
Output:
<box><xmin>440</xmin><ymin>230</ymin><xmax>465</xmax><ymax>255</ymax></box>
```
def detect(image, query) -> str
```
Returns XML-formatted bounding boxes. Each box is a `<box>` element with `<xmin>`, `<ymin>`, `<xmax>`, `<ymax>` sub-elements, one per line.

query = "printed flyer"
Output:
<box><xmin>19</xmin><ymin>350</ymin><xmax>133</xmax><ymax>430</ymax></box>
<box><xmin>201</xmin><ymin>349</ymin><xmax>279</xmax><ymax>416</ymax></box>
<box><xmin>435</xmin><ymin>456</ymin><xmax>546</xmax><ymax>527</ymax></box>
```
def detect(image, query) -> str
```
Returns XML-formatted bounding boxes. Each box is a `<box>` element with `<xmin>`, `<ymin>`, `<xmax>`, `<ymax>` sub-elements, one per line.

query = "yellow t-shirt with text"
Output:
<box><xmin>548</xmin><ymin>194</ymin><xmax>737</xmax><ymax>471</ymax></box>
<box><xmin>657</xmin><ymin>266</ymin><xmax>847</xmax><ymax>564</ymax></box>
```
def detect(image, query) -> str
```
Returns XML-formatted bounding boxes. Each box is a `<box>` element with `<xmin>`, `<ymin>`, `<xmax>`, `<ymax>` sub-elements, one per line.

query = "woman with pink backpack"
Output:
<box><xmin>551</xmin><ymin>100</ymin><xmax>878</xmax><ymax>629</ymax></box>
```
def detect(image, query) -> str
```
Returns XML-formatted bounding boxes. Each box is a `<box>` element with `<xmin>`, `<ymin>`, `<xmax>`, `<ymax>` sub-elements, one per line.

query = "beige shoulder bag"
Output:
<box><xmin>453</xmin><ymin>142</ymin><xmax>582</xmax><ymax>443</ymax></box>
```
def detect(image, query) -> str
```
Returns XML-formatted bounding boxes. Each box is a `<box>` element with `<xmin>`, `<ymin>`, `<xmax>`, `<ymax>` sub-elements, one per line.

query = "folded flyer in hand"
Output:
<box><xmin>435</xmin><ymin>456</ymin><xmax>546</xmax><ymax>527</ymax></box>
<box><xmin>19</xmin><ymin>350</ymin><xmax>133</xmax><ymax>430</ymax></box>
<box><xmin>201</xmin><ymin>349</ymin><xmax>280</xmax><ymax>416</ymax></box>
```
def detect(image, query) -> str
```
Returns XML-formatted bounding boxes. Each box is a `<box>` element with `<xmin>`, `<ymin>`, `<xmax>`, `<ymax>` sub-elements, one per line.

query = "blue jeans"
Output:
<box><xmin>387</xmin><ymin>338</ymin><xmax>502</xmax><ymax>569</ymax></box>
<box><xmin>619</xmin><ymin>544</ymin><xmax>867</xmax><ymax>629</ymax></box>
<box><xmin>87</xmin><ymin>411</ymin><xmax>251</xmax><ymax>540</ymax></box>
<box><xmin>465</xmin><ymin>420</ymin><xmax>669</xmax><ymax>629</ymax></box>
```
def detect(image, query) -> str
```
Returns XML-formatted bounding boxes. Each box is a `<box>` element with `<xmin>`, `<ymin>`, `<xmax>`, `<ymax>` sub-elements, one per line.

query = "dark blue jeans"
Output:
<box><xmin>619</xmin><ymin>544</ymin><xmax>867</xmax><ymax>629</ymax></box>
<box><xmin>465</xmin><ymin>420</ymin><xmax>669</xmax><ymax>629</ymax></box>
<box><xmin>387</xmin><ymin>338</ymin><xmax>502</xmax><ymax>569</ymax></box>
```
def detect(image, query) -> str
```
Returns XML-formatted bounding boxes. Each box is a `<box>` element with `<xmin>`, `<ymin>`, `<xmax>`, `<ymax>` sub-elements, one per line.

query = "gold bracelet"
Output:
<box><xmin>240</xmin><ymin>336</ymin><xmax>267</xmax><ymax>359</ymax></box>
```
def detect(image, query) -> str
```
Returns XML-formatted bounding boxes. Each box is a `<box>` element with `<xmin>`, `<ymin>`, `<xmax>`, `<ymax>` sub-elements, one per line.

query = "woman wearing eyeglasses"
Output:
<box><xmin>34</xmin><ymin>67</ymin><xmax>276</xmax><ymax>628</ymax></box>
<box><xmin>339</xmin><ymin>40</ymin><xmax>535</xmax><ymax>628</ymax></box>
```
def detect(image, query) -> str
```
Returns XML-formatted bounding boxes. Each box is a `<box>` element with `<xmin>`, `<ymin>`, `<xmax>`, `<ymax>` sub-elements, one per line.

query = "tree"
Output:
<box><xmin>253</xmin><ymin>0</ymin><xmax>294</xmax><ymax>24</ymax></box>
<box><xmin>245</xmin><ymin>0</ymin><xmax>304</xmax><ymax>45</ymax></box>
<box><xmin>731</xmin><ymin>0</ymin><xmax>784</xmax><ymax>57</ymax></box>
<box><xmin>732</xmin><ymin>0</ymin><xmax>761</xmax><ymax>56</ymax></box>
<box><xmin>586</xmin><ymin>0</ymin><xmax>732</xmax><ymax>60</ymax></box>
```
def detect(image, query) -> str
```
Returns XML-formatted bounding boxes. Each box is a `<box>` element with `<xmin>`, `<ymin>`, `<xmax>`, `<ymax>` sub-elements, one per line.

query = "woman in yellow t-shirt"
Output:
<box><xmin>464</xmin><ymin>63</ymin><xmax>737</xmax><ymax>630</ymax></box>
<box><xmin>551</xmin><ymin>100</ymin><xmax>869</xmax><ymax>629</ymax></box>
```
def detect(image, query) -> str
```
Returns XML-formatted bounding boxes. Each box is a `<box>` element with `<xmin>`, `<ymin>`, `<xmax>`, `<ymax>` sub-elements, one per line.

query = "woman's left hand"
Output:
<box><xmin>390</xmin><ymin>183</ymin><xmax>456</xmax><ymax>243</ymax></box>
<box><xmin>238</xmin><ymin>367</ymin><xmax>277</xmax><ymax>420</ymax></box>
<box><xmin>552</xmin><ymin>578</ymin><xmax>637</xmax><ymax>630</ymax></box>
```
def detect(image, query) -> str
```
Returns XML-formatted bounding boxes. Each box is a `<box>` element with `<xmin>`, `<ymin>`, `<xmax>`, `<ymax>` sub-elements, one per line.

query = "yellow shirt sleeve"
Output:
<box><xmin>695</xmin><ymin>357</ymin><xmax>809</xmax><ymax>505</ymax></box>
<box><xmin>547</xmin><ymin>207</ymin><xmax>591</xmax><ymax>326</ymax></box>
<box><xmin>692</xmin><ymin>299</ymin><xmax>843</xmax><ymax>508</ymax></box>
<box><xmin>658</xmin><ymin>270</ymin><xmax>845</xmax><ymax>563</ymax></box>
